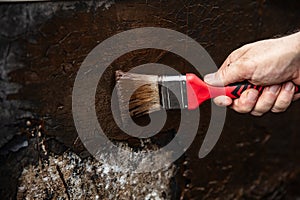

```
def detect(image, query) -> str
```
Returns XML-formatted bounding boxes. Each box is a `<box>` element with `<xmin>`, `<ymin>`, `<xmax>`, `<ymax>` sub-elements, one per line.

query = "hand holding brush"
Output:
<box><xmin>115</xmin><ymin>70</ymin><xmax>299</xmax><ymax>122</ymax></box>
<box><xmin>116</xmin><ymin>32</ymin><xmax>300</xmax><ymax>120</ymax></box>
<box><xmin>204</xmin><ymin>31</ymin><xmax>300</xmax><ymax>116</ymax></box>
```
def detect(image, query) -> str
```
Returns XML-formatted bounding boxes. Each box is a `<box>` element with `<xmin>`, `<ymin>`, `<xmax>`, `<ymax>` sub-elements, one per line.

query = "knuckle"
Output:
<box><xmin>258</xmin><ymin>95</ymin><xmax>276</xmax><ymax>108</ymax></box>
<box><xmin>271</xmin><ymin>103</ymin><xmax>288</xmax><ymax>113</ymax></box>
<box><xmin>277</xmin><ymin>98</ymin><xmax>291</xmax><ymax>107</ymax></box>
<box><xmin>252</xmin><ymin>99</ymin><xmax>274</xmax><ymax>114</ymax></box>
<box><xmin>260</xmin><ymin>98</ymin><xmax>274</xmax><ymax>107</ymax></box>
<box><xmin>233</xmin><ymin>100</ymin><xmax>253</xmax><ymax>113</ymax></box>
<box><xmin>239</xmin><ymin>100</ymin><xmax>252</xmax><ymax>109</ymax></box>
<box><xmin>238</xmin><ymin>97</ymin><xmax>248</xmax><ymax>107</ymax></box>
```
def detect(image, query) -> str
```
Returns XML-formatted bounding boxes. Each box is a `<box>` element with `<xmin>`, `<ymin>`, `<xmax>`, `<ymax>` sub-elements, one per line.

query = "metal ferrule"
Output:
<box><xmin>158</xmin><ymin>75</ymin><xmax>188</xmax><ymax>110</ymax></box>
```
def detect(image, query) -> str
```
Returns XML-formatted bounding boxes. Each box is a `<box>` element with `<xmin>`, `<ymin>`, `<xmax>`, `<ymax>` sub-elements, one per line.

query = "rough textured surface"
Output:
<box><xmin>0</xmin><ymin>0</ymin><xmax>300</xmax><ymax>199</ymax></box>
<box><xmin>0</xmin><ymin>0</ymin><xmax>114</xmax><ymax>150</ymax></box>
<box><xmin>18</xmin><ymin>151</ymin><xmax>174</xmax><ymax>200</ymax></box>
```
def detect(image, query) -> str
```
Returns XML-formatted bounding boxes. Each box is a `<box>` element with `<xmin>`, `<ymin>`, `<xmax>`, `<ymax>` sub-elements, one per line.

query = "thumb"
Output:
<box><xmin>204</xmin><ymin>62</ymin><xmax>246</xmax><ymax>86</ymax></box>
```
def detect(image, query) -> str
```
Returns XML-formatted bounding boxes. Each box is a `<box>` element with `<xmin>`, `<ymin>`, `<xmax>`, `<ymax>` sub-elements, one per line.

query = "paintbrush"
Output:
<box><xmin>115</xmin><ymin>70</ymin><xmax>300</xmax><ymax>123</ymax></box>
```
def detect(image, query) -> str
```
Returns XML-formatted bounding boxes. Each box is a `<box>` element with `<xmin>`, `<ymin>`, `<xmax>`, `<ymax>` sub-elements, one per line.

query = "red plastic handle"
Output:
<box><xmin>186</xmin><ymin>73</ymin><xmax>300</xmax><ymax>110</ymax></box>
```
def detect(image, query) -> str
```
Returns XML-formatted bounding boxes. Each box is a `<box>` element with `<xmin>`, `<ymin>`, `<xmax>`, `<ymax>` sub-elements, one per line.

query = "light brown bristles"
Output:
<box><xmin>115</xmin><ymin>70</ymin><xmax>161</xmax><ymax>124</ymax></box>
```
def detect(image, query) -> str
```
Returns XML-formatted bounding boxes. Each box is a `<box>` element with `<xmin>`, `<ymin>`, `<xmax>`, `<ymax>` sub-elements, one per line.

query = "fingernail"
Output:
<box><xmin>284</xmin><ymin>82</ymin><xmax>294</xmax><ymax>91</ymax></box>
<box><xmin>251</xmin><ymin>111</ymin><xmax>263</xmax><ymax>116</ymax></box>
<box><xmin>247</xmin><ymin>90</ymin><xmax>258</xmax><ymax>101</ymax></box>
<box><xmin>268</xmin><ymin>85</ymin><xmax>280</xmax><ymax>94</ymax></box>
<box><xmin>216</xmin><ymin>96</ymin><xmax>231</xmax><ymax>106</ymax></box>
<box><xmin>204</xmin><ymin>73</ymin><xmax>216</xmax><ymax>84</ymax></box>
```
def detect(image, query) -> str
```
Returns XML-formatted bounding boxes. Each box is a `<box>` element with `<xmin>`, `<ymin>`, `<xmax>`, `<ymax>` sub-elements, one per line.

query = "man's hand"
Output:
<box><xmin>204</xmin><ymin>32</ymin><xmax>300</xmax><ymax>116</ymax></box>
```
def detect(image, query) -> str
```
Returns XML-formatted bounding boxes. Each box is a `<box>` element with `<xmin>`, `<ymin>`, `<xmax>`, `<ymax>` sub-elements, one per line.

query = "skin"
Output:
<box><xmin>204</xmin><ymin>31</ymin><xmax>300</xmax><ymax>116</ymax></box>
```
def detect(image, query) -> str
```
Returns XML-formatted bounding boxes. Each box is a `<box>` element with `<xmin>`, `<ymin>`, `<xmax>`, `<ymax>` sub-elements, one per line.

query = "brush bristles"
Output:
<box><xmin>115</xmin><ymin>70</ymin><xmax>161</xmax><ymax>123</ymax></box>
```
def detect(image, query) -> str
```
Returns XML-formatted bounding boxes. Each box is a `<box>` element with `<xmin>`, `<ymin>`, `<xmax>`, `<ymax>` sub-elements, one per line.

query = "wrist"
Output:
<box><xmin>292</xmin><ymin>31</ymin><xmax>300</xmax><ymax>52</ymax></box>
<box><xmin>286</xmin><ymin>31</ymin><xmax>300</xmax><ymax>53</ymax></box>
<box><xmin>284</xmin><ymin>31</ymin><xmax>300</xmax><ymax>66</ymax></box>
<box><xmin>291</xmin><ymin>32</ymin><xmax>300</xmax><ymax>77</ymax></box>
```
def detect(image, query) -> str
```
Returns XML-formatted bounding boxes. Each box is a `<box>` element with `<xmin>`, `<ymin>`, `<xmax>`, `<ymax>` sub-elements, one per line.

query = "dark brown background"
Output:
<box><xmin>0</xmin><ymin>0</ymin><xmax>300</xmax><ymax>199</ymax></box>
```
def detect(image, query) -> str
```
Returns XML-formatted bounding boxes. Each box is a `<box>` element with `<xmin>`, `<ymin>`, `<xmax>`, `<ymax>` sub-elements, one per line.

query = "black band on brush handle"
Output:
<box><xmin>226</xmin><ymin>82</ymin><xmax>300</xmax><ymax>99</ymax></box>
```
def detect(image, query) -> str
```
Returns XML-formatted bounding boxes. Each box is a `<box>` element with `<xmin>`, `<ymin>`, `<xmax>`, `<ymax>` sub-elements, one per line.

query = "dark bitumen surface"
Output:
<box><xmin>0</xmin><ymin>0</ymin><xmax>300</xmax><ymax>199</ymax></box>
